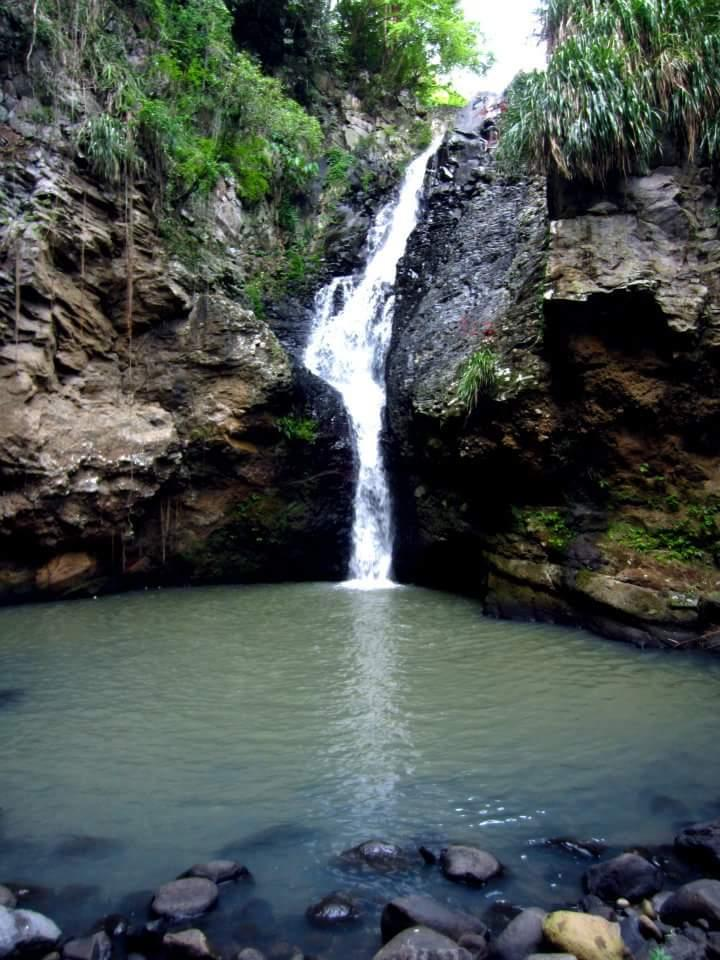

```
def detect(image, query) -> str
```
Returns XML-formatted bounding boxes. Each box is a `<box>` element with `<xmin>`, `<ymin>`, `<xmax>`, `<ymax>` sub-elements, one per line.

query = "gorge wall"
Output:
<box><xmin>386</xmin><ymin>104</ymin><xmax>720</xmax><ymax>650</ymax></box>
<box><xmin>0</xmin><ymin>3</ymin><xmax>435</xmax><ymax>602</ymax></box>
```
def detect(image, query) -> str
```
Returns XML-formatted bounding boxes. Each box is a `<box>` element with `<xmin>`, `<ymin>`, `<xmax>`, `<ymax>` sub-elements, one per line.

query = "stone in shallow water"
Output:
<box><xmin>440</xmin><ymin>845</ymin><xmax>502</xmax><ymax>886</ymax></box>
<box><xmin>151</xmin><ymin>878</ymin><xmax>218</xmax><ymax>920</ymax></box>
<box><xmin>583</xmin><ymin>853</ymin><xmax>663</xmax><ymax>903</ymax></box>
<box><xmin>305</xmin><ymin>891</ymin><xmax>360</xmax><ymax>927</ymax></box>
<box><xmin>181</xmin><ymin>861</ymin><xmax>251</xmax><ymax>884</ymax></box>
<box><xmin>543</xmin><ymin>911</ymin><xmax>624</xmax><ymax>960</ymax></box>
<box><xmin>676</xmin><ymin>820</ymin><xmax>720</xmax><ymax>874</ymax></box>
<box><xmin>374</xmin><ymin>926</ymin><xmax>473</xmax><ymax>960</ymax></box>
<box><xmin>163</xmin><ymin>929</ymin><xmax>215</xmax><ymax>958</ymax></box>
<box><xmin>381</xmin><ymin>895</ymin><xmax>487</xmax><ymax>944</ymax></box>
<box><xmin>660</xmin><ymin>879</ymin><xmax>720</xmax><ymax>929</ymax></box>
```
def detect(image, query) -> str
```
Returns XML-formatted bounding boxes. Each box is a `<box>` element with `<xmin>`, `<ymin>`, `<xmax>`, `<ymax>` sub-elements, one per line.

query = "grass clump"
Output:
<box><xmin>497</xmin><ymin>0</ymin><xmax>720</xmax><ymax>181</ymax></box>
<box><xmin>456</xmin><ymin>348</ymin><xmax>499</xmax><ymax>411</ymax></box>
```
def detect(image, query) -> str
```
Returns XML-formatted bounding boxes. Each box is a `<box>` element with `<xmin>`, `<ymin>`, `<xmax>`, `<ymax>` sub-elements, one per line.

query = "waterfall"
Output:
<box><xmin>305</xmin><ymin>137</ymin><xmax>441</xmax><ymax>588</ymax></box>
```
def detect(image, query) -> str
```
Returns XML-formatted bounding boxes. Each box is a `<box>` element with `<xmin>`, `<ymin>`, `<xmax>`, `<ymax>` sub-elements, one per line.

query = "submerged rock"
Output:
<box><xmin>181</xmin><ymin>861</ymin><xmax>251</xmax><ymax>884</ymax></box>
<box><xmin>151</xmin><ymin>878</ymin><xmax>218</xmax><ymax>920</ymax></box>
<box><xmin>583</xmin><ymin>853</ymin><xmax>664</xmax><ymax>903</ymax></box>
<box><xmin>440</xmin><ymin>846</ymin><xmax>502</xmax><ymax>886</ymax></box>
<box><xmin>543</xmin><ymin>911</ymin><xmax>624</xmax><ymax>960</ymax></box>
<box><xmin>546</xmin><ymin>838</ymin><xmax>606</xmax><ymax>860</ymax></box>
<box><xmin>660</xmin><ymin>879</ymin><xmax>720</xmax><ymax>929</ymax></box>
<box><xmin>340</xmin><ymin>839</ymin><xmax>409</xmax><ymax>869</ymax></box>
<box><xmin>381</xmin><ymin>894</ymin><xmax>487</xmax><ymax>944</ymax></box>
<box><xmin>305</xmin><ymin>892</ymin><xmax>360</xmax><ymax>927</ymax></box>
<box><xmin>374</xmin><ymin>926</ymin><xmax>473</xmax><ymax>960</ymax></box>
<box><xmin>676</xmin><ymin>820</ymin><xmax>720</xmax><ymax>874</ymax></box>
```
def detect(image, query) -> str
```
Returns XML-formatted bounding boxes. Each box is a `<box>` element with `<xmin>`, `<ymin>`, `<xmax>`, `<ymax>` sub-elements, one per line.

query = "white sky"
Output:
<box><xmin>454</xmin><ymin>0</ymin><xmax>546</xmax><ymax>95</ymax></box>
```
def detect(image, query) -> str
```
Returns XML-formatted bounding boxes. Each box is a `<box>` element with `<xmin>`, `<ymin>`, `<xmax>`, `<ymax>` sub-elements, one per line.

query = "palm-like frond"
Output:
<box><xmin>498</xmin><ymin>0</ymin><xmax>720</xmax><ymax>181</ymax></box>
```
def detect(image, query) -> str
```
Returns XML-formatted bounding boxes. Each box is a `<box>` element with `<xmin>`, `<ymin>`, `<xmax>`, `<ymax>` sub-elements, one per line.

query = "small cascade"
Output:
<box><xmin>305</xmin><ymin>137</ymin><xmax>441</xmax><ymax>588</ymax></box>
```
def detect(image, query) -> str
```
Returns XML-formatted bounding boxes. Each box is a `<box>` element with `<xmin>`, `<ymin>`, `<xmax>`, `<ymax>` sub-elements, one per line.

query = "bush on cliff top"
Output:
<box><xmin>498</xmin><ymin>0</ymin><xmax>720</xmax><ymax>181</ymax></box>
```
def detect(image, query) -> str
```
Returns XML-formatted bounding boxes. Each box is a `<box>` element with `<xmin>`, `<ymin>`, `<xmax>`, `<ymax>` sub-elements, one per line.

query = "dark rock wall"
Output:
<box><xmin>386</xmin><ymin>112</ymin><xmax>720</xmax><ymax>650</ymax></box>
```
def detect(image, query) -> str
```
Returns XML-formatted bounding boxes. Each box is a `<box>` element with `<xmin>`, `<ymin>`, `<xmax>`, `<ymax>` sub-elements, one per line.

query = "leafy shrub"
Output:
<box><xmin>77</xmin><ymin>113</ymin><xmax>142</xmax><ymax>183</ymax></box>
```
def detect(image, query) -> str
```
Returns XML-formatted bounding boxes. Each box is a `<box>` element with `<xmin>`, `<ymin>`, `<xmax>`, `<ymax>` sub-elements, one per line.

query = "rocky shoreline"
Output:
<box><xmin>2</xmin><ymin>820</ymin><xmax>720</xmax><ymax>960</ymax></box>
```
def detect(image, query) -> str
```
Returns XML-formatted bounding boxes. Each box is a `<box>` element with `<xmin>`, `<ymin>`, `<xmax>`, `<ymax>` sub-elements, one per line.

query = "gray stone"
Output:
<box><xmin>491</xmin><ymin>908</ymin><xmax>547</xmax><ymax>960</ymax></box>
<box><xmin>374</xmin><ymin>926</ymin><xmax>473</xmax><ymax>960</ymax></box>
<box><xmin>236</xmin><ymin>951</ymin><xmax>265</xmax><ymax>960</ymax></box>
<box><xmin>63</xmin><ymin>932</ymin><xmax>112</xmax><ymax>960</ymax></box>
<box><xmin>381</xmin><ymin>895</ymin><xmax>487</xmax><ymax>944</ymax></box>
<box><xmin>151</xmin><ymin>878</ymin><xmax>218</xmax><ymax>920</ymax></box>
<box><xmin>163</xmin><ymin>929</ymin><xmax>214</xmax><ymax>958</ymax></box>
<box><xmin>440</xmin><ymin>845</ymin><xmax>502</xmax><ymax>886</ymax></box>
<box><xmin>660</xmin><ymin>879</ymin><xmax>720</xmax><ymax>929</ymax></box>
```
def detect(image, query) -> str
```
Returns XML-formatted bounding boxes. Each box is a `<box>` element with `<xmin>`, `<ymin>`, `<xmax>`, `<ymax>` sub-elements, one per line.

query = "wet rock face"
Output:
<box><xmin>385</xmin><ymin>110</ymin><xmax>720</xmax><ymax>650</ymax></box>
<box><xmin>0</xmin><ymin>126</ymin><xmax>354</xmax><ymax>601</ymax></box>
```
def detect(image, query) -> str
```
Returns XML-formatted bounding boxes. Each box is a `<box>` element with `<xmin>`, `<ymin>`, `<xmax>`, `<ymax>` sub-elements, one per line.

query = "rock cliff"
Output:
<box><xmin>386</xmin><ymin>105</ymin><xmax>720</xmax><ymax>650</ymax></box>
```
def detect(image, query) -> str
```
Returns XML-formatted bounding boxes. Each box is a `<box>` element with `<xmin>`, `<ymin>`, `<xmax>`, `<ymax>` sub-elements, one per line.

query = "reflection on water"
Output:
<box><xmin>0</xmin><ymin>582</ymin><xmax>719</xmax><ymax>945</ymax></box>
<box><xmin>338</xmin><ymin>589</ymin><xmax>416</xmax><ymax>825</ymax></box>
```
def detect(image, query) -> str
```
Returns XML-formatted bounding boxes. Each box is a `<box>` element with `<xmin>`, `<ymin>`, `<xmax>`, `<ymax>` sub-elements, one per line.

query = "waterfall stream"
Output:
<box><xmin>305</xmin><ymin>138</ymin><xmax>441</xmax><ymax>587</ymax></box>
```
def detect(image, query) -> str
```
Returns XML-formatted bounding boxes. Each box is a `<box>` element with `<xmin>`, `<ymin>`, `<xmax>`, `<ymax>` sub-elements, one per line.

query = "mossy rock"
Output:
<box><xmin>543</xmin><ymin>911</ymin><xmax>624</xmax><ymax>960</ymax></box>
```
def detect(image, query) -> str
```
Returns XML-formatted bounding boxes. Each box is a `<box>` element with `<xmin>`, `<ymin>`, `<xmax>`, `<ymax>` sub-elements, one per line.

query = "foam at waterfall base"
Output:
<box><xmin>341</xmin><ymin>576</ymin><xmax>401</xmax><ymax>591</ymax></box>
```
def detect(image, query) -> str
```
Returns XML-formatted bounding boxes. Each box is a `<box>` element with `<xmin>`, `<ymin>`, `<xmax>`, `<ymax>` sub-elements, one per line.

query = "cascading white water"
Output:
<box><xmin>305</xmin><ymin>137</ymin><xmax>441</xmax><ymax>588</ymax></box>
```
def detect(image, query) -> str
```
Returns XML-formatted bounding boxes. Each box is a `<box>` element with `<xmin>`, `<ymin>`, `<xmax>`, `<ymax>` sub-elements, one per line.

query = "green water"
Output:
<box><xmin>1</xmin><ymin>583</ymin><xmax>719</xmax><ymax>956</ymax></box>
